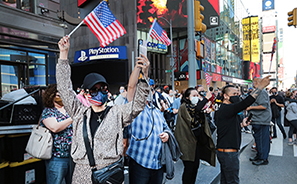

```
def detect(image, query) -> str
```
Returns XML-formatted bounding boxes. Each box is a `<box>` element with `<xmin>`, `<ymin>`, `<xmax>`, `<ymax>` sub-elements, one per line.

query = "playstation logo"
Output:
<box><xmin>78</xmin><ymin>51</ymin><xmax>88</xmax><ymax>62</ymax></box>
<box><xmin>210</xmin><ymin>16</ymin><xmax>218</xmax><ymax>26</ymax></box>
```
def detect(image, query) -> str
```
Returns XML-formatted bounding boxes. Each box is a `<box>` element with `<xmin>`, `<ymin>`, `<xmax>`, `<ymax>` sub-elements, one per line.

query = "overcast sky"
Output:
<box><xmin>242</xmin><ymin>0</ymin><xmax>297</xmax><ymax>89</ymax></box>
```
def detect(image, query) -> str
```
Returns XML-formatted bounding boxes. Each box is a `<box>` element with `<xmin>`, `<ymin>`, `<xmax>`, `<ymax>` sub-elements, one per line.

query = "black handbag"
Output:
<box><xmin>82</xmin><ymin>108</ymin><xmax>124</xmax><ymax>184</ymax></box>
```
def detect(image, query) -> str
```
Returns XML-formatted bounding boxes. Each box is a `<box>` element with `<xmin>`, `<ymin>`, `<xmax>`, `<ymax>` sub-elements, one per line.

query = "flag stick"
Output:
<box><xmin>146</xmin><ymin>19</ymin><xmax>157</xmax><ymax>43</ymax></box>
<box><xmin>268</xmin><ymin>59</ymin><xmax>272</xmax><ymax>74</ymax></box>
<box><xmin>68</xmin><ymin>20</ymin><xmax>84</xmax><ymax>38</ymax></box>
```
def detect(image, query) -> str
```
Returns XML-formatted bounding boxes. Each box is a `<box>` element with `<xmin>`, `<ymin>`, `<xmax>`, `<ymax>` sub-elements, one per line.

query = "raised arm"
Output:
<box><xmin>56</xmin><ymin>36</ymin><xmax>87</xmax><ymax>118</ymax></box>
<box><xmin>126</xmin><ymin>54</ymin><xmax>150</xmax><ymax>102</ymax></box>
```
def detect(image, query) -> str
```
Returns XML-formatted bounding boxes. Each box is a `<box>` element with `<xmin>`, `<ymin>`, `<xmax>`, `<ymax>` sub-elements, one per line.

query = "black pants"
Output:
<box><xmin>272</xmin><ymin>115</ymin><xmax>286</xmax><ymax>138</ymax></box>
<box><xmin>129</xmin><ymin>157</ymin><xmax>163</xmax><ymax>184</ymax></box>
<box><xmin>288</xmin><ymin>120</ymin><xmax>297</xmax><ymax>138</ymax></box>
<box><xmin>217</xmin><ymin>151</ymin><xmax>239</xmax><ymax>184</ymax></box>
<box><xmin>182</xmin><ymin>145</ymin><xmax>200</xmax><ymax>184</ymax></box>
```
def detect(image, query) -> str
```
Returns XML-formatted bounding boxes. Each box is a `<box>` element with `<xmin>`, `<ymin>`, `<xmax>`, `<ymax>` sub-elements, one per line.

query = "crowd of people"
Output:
<box><xmin>36</xmin><ymin>36</ymin><xmax>297</xmax><ymax>184</ymax></box>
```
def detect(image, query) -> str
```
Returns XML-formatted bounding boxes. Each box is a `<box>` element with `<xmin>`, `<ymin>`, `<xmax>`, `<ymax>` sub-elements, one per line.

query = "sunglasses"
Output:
<box><xmin>89</xmin><ymin>85</ymin><xmax>107</xmax><ymax>96</ymax></box>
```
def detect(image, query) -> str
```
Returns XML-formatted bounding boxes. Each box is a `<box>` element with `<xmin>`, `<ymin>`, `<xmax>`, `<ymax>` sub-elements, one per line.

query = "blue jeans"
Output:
<box><xmin>252</xmin><ymin>125</ymin><xmax>270</xmax><ymax>160</ymax></box>
<box><xmin>128</xmin><ymin>157</ymin><xmax>163</xmax><ymax>184</ymax></box>
<box><xmin>45</xmin><ymin>156</ymin><xmax>71</xmax><ymax>184</ymax></box>
<box><xmin>217</xmin><ymin>151</ymin><xmax>239</xmax><ymax>184</ymax></box>
<box><xmin>272</xmin><ymin>114</ymin><xmax>286</xmax><ymax>137</ymax></box>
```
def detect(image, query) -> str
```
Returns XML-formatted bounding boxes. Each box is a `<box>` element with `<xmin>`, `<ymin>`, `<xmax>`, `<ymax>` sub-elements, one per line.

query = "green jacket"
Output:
<box><xmin>174</xmin><ymin>103</ymin><xmax>216</xmax><ymax>166</ymax></box>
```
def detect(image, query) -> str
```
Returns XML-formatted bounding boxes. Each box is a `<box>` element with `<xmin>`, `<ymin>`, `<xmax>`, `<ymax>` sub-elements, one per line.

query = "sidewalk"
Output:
<box><xmin>124</xmin><ymin>131</ymin><xmax>254</xmax><ymax>184</ymax></box>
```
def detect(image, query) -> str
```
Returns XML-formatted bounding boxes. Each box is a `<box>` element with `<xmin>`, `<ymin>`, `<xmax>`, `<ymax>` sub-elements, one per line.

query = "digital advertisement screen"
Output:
<box><xmin>137</xmin><ymin>0</ymin><xmax>219</xmax><ymax>29</ymax></box>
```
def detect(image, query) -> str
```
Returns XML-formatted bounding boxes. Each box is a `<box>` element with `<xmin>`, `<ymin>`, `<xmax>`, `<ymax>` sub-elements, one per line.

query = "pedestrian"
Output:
<box><xmin>284</xmin><ymin>91</ymin><xmax>297</xmax><ymax>145</ymax></box>
<box><xmin>149</xmin><ymin>79</ymin><xmax>166</xmax><ymax>111</ymax></box>
<box><xmin>114</xmin><ymin>85</ymin><xmax>127</xmax><ymax>105</ymax></box>
<box><xmin>76</xmin><ymin>86</ymin><xmax>90</xmax><ymax>107</ymax></box>
<box><xmin>40</xmin><ymin>84</ymin><xmax>73</xmax><ymax>184</ymax></box>
<box><xmin>174</xmin><ymin>87</ymin><xmax>215</xmax><ymax>184</ymax></box>
<box><xmin>126</xmin><ymin>79</ymin><xmax>173</xmax><ymax>183</ymax></box>
<box><xmin>56</xmin><ymin>36</ymin><xmax>150</xmax><ymax>183</ymax></box>
<box><xmin>216</xmin><ymin>76</ymin><xmax>270</xmax><ymax>184</ymax></box>
<box><xmin>172</xmin><ymin>89</ymin><xmax>185</xmax><ymax>129</ymax></box>
<box><xmin>270</xmin><ymin>87</ymin><xmax>287</xmax><ymax>139</ymax></box>
<box><xmin>246</xmin><ymin>78</ymin><xmax>272</xmax><ymax>165</ymax></box>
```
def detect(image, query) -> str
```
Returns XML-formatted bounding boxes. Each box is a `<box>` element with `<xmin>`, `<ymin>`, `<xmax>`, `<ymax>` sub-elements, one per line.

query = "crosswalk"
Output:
<box><xmin>269</xmin><ymin>125</ymin><xmax>297</xmax><ymax>157</ymax></box>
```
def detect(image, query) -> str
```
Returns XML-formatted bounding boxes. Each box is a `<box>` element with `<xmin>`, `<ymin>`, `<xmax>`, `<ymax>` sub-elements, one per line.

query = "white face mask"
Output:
<box><xmin>191</xmin><ymin>96</ymin><xmax>199</xmax><ymax>105</ymax></box>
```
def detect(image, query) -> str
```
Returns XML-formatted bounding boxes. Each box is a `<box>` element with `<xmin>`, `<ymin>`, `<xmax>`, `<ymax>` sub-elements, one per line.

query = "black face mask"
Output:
<box><xmin>229</xmin><ymin>96</ymin><xmax>241</xmax><ymax>103</ymax></box>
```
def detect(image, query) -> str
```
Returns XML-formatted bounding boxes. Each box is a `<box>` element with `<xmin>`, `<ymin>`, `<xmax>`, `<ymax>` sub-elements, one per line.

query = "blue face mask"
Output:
<box><xmin>120</xmin><ymin>89</ymin><xmax>124</xmax><ymax>94</ymax></box>
<box><xmin>88</xmin><ymin>91</ymin><xmax>108</xmax><ymax>106</ymax></box>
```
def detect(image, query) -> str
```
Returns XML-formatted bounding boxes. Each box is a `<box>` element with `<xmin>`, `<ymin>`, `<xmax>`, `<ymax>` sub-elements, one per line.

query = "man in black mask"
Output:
<box><xmin>270</xmin><ymin>87</ymin><xmax>286</xmax><ymax>139</ymax></box>
<box><xmin>216</xmin><ymin>75</ymin><xmax>271</xmax><ymax>184</ymax></box>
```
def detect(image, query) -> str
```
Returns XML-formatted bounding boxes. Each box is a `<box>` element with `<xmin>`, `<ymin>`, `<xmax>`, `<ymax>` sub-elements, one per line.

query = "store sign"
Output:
<box><xmin>221</xmin><ymin>76</ymin><xmax>233</xmax><ymax>83</ymax></box>
<box><xmin>147</xmin><ymin>42</ymin><xmax>167</xmax><ymax>50</ymax></box>
<box><xmin>212</xmin><ymin>73</ymin><xmax>221</xmax><ymax>81</ymax></box>
<box><xmin>74</xmin><ymin>46</ymin><xmax>127</xmax><ymax>63</ymax></box>
<box><xmin>262</xmin><ymin>0</ymin><xmax>274</xmax><ymax>11</ymax></box>
<box><xmin>233</xmin><ymin>78</ymin><xmax>249</xmax><ymax>85</ymax></box>
<box><xmin>263</xmin><ymin>26</ymin><xmax>275</xmax><ymax>33</ymax></box>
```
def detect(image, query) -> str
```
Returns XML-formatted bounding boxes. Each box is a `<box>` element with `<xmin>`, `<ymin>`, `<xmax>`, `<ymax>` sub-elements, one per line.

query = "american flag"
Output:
<box><xmin>149</xmin><ymin>19</ymin><xmax>171</xmax><ymax>46</ymax></box>
<box><xmin>204</xmin><ymin>68</ymin><xmax>212</xmax><ymax>86</ymax></box>
<box><xmin>83</xmin><ymin>1</ymin><xmax>126</xmax><ymax>47</ymax></box>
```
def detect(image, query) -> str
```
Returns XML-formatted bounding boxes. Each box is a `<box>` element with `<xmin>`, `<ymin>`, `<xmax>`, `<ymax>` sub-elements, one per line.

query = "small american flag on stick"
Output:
<box><xmin>147</xmin><ymin>19</ymin><xmax>171</xmax><ymax>46</ymax></box>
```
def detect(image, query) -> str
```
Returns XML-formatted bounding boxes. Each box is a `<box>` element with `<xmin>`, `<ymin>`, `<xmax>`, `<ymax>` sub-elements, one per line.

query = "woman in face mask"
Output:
<box><xmin>174</xmin><ymin>87</ymin><xmax>215</xmax><ymax>184</ymax></box>
<box><xmin>40</xmin><ymin>84</ymin><xmax>73</xmax><ymax>184</ymax></box>
<box><xmin>57</xmin><ymin>36</ymin><xmax>150</xmax><ymax>183</ymax></box>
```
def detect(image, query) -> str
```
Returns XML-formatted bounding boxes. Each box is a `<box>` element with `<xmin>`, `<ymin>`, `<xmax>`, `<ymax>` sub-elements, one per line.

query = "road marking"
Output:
<box><xmin>269</xmin><ymin>126</ymin><xmax>283</xmax><ymax>156</ymax></box>
<box><xmin>293</xmin><ymin>144</ymin><xmax>297</xmax><ymax>157</ymax></box>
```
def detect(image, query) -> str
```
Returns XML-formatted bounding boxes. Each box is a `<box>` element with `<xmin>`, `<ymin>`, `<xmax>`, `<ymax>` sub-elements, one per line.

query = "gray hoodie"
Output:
<box><xmin>286</xmin><ymin>102</ymin><xmax>297</xmax><ymax>121</ymax></box>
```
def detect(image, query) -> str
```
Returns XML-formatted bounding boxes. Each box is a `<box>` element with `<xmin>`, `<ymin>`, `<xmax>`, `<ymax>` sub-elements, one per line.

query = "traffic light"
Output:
<box><xmin>288</xmin><ymin>8</ymin><xmax>297</xmax><ymax>27</ymax></box>
<box><xmin>194</xmin><ymin>0</ymin><xmax>207</xmax><ymax>33</ymax></box>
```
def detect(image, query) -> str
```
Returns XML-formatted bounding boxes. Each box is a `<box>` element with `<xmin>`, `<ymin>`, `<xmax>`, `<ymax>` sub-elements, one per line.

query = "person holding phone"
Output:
<box><xmin>216</xmin><ymin>75</ymin><xmax>270</xmax><ymax>184</ymax></box>
<box><xmin>246</xmin><ymin>78</ymin><xmax>272</xmax><ymax>166</ymax></box>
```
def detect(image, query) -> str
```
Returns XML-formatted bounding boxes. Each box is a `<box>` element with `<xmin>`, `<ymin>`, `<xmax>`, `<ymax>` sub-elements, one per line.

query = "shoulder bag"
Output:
<box><xmin>83</xmin><ymin>107</ymin><xmax>124</xmax><ymax>184</ymax></box>
<box><xmin>25</xmin><ymin>116</ymin><xmax>53</xmax><ymax>159</ymax></box>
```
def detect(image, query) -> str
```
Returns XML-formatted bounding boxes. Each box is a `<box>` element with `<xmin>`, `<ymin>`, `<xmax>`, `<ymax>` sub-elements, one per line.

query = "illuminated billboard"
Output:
<box><xmin>137</xmin><ymin>0</ymin><xmax>219</xmax><ymax>29</ymax></box>
<box><xmin>242</xmin><ymin>17</ymin><xmax>250</xmax><ymax>61</ymax></box>
<box><xmin>250</xmin><ymin>16</ymin><xmax>259</xmax><ymax>63</ymax></box>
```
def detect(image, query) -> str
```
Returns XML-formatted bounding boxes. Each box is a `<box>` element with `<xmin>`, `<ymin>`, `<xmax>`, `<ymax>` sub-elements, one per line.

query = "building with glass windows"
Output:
<box><xmin>0</xmin><ymin>0</ymin><xmax>64</xmax><ymax>96</ymax></box>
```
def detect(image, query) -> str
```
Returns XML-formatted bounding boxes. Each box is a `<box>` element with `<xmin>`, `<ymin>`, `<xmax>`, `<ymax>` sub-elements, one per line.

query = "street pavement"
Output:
<box><xmin>238</xmin><ymin>126</ymin><xmax>297</xmax><ymax>184</ymax></box>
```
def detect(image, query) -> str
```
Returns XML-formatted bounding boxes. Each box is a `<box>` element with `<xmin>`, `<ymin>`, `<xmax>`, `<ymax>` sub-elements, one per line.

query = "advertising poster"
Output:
<box><xmin>211</xmin><ymin>41</ymin><xmax>216</xmax><ymax>64</ymax></box>
<box><xmin>250</xmin><ymin>16</ymin><xmax>259</xmax><ymax>63</ymax></box>
<box><xmin>179</xmin><ymin>38</ymin><xmax>201</xmax><ymax>72</ymax></box>
<box><xmin>242</xmin><ymin>17</ymin><xmax>250</xmax><ymax>61</ymax></box>
<box><xmin>203</xmin><ymin>37</ymin><xmax>211</xmax><ymax>63</ymax></box>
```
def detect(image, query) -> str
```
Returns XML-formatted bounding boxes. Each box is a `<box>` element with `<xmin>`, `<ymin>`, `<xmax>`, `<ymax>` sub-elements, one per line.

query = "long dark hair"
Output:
<box><xmin>181</xmin><ymin>87</ymin><xmax>196</xmax><ymax>104</ymax></box>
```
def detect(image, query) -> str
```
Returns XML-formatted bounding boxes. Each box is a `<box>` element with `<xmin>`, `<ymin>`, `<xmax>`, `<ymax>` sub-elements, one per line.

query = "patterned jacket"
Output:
<box><xmin>56</xmin><ymin>59</ymin><xmax>149</xmax><ymax>169</ymax></box>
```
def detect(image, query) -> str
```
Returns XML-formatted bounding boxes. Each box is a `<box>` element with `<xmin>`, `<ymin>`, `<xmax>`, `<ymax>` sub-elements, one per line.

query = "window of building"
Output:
<box><xmin>0</xmin><ymin>0</ymin><xmax>35</xmax><ymax>13</ymax></box>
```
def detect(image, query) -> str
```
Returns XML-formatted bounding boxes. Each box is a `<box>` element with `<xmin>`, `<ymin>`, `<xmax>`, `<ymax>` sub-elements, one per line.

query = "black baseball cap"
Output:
<box><xmin>83</xmin><ymin>73</ymin><xmax>108</xmax><ymax>89</ymax></box>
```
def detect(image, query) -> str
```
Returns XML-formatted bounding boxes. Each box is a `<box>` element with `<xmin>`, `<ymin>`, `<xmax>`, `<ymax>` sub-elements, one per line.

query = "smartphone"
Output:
<box><xmin>247</xmin><ymin>113</ymin><xmax>253</xmax><ymax>122</ymax></box>
<box><xmin>139</xmin><ymin>41</ymin><xmax>147</xmax><ymax>58</ymax></box>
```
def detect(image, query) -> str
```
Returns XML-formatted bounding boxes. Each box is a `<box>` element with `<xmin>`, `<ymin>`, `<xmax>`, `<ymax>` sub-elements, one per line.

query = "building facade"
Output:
<box><xmin>0</xmin><ymin>0</ymin><xmax>64</xmax><ymax>96</ymax></box>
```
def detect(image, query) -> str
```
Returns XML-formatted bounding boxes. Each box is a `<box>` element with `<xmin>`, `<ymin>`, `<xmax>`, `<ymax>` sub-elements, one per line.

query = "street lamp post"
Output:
<box><xmin>159</xmin><ymin>17</ymin><xmax>175</xmax><ymax>91</ymax></box>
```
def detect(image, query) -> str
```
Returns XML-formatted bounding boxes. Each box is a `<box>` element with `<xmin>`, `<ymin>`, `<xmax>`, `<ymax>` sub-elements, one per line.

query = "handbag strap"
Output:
<box><xmin>83</xmin><ymin>114</ymin><xmax>96</xmax><ymax>167</ymax></box>
<box><xmin>83</xmin><ymin>106</ymin><xmax>113</xmax><ymax>167</ymax></box>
